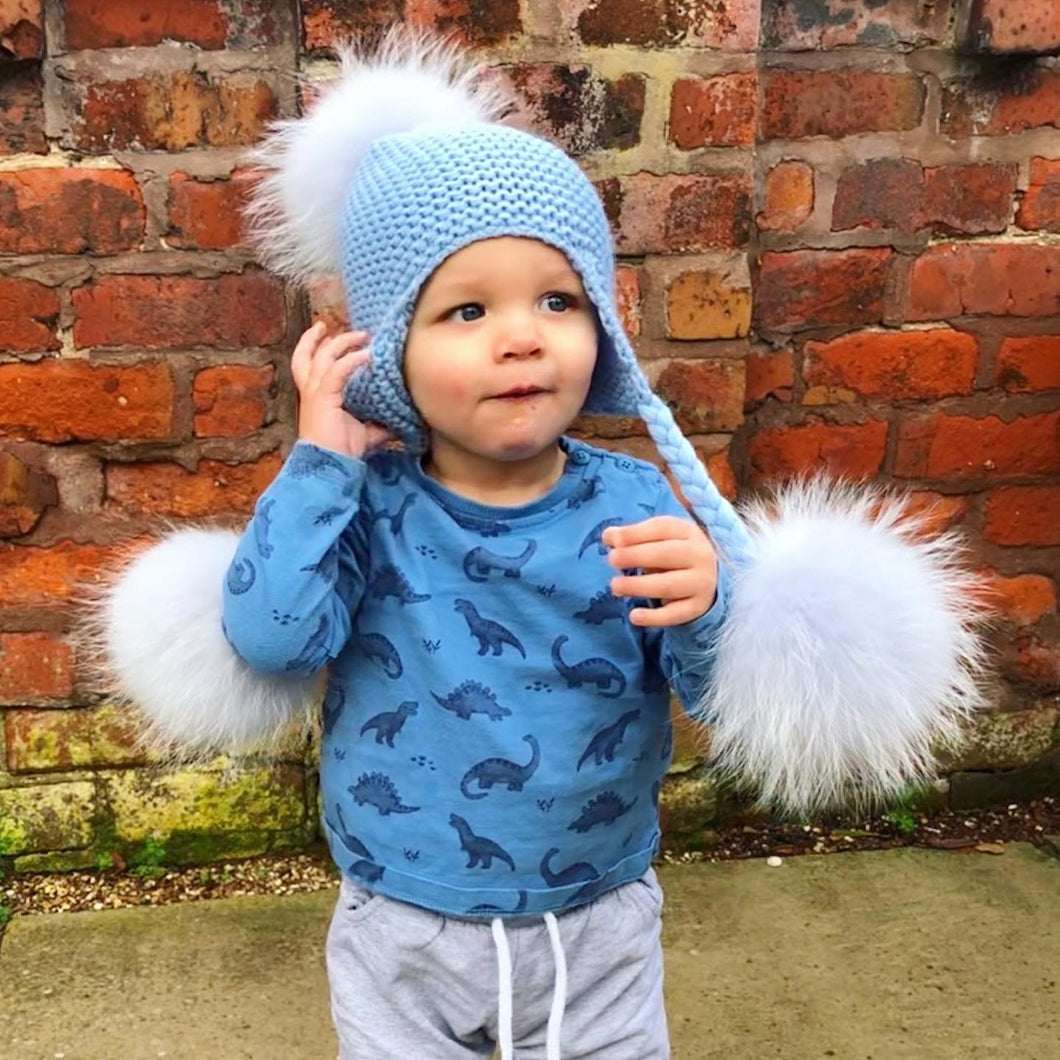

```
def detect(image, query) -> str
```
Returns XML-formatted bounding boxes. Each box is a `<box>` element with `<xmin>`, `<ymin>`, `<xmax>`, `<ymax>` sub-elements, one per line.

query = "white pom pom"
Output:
<box><xmin>697</xmin><ymin>480</ymin><xmax>988</xmax><ymax>814</ymax></box>
<box><xmin>243</xmin><ymin>26</ymin><xmax>515</xmax><ymax>285</ymax></box>
<box><xmin>88</xmin><ymin>529</ymin><xmax>317</xmax><ymax>759</ymax></box>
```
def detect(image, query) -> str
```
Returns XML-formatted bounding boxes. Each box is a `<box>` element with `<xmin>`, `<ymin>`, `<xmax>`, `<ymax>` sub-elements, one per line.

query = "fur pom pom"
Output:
<box><xmin>243</xmin><ymin>26</ymin><xmax>515</xmax><ymax>285</ymax></box>
<box><xmin>696</xmin><ymin>480</ymin><xmax>988</xmax><ymax>814</ymax></box>
<box><xmin>88</xmin><ymin>529</ymin><xmax>318</xmax><ymax>759</ymax></box>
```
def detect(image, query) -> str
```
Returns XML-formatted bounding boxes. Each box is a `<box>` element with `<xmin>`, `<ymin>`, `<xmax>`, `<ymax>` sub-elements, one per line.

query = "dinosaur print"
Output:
<box><xmin>254</xmin><ymin>498</ymin><xmax>275</xmax><ymax>559</ymax></box>
<box><xmin>322</xmin><ymin>684</ymin><xmax>345</xmax><ymax>736</ymax></box>
<box><xmin>540</xmin><ymin>847</ymin><xmax>599</xmax><ymax>887</ymax></box>
<box><xmin>463</xmin><ymin>541</ymin><xmax>537</xmax><ymax>583</ymax></box>
<box><xmin>226</xmin><ymin>558</ymin><xmax>255</xmax><ymax>595</ymax></box>
<box><xmin>577</xmin><ymin>517</ymin><xmax>623</xmax><ymax>558</ymax></box>
<box><xmin>567</xmin><ymin>792</ymin><xmax>637</xmax><ymax>833</ymax></box>
<box><xmin>332</xmin><ymin>804</ymin><xmax>385</xmax><ymax>883</ymax></box>
<box><xmin>432</xmin><ymin>680</ymin><xmax>511</xmax><ymax>721</ymax></box>
<box><xmin>367</xmin><ymin>564</ymin><xmax>431</xmax><ymax>604</ymax></box>
<box><xmin>469</xmin><ymin>891</ymin><xmax>528</xmax><ymax>915</ymax></box>
<box><xmin>567</xmin><ymin>475</ymin><xmax>603</xmax><ymax>509</ymax></box>
<box><xmin>300</xmin><ymin>550</ymin><xmax>338</xmax><ymax>586</ymax></box>
<box><xmin>448</xmin><ymin>814</ymin><xmax>516</xmax><ymax>871</ymax></box>
<box><xmin>454</xmin><ymin>599</ymin><xmax>526</xmax><ymax>658</ymax></box>
<box><xmin>573</xmin><ymin>589</ymin><xmax>627</xmax><ymax>624</ymax></box>
<box><xmin>284</xmin><ymin>613</ymin><xmax>331</xmax><ymax>672</ymax></box>
<box><xmin>356</xmin><ymin>631</ymin><xmax>403</xmax><ymax>678</ymax></box>
<box><xmin>577</xmin><ymin>710</ymin><xmax>641</xmax><ymax>770</ymax></box>
<box><xmin>288</xmin><ymin>446</ymin><xmax>351</xmax><ymax>479</ymax></box>
<box><xmin>349</xmin><ymin>772</ymin><xmax>420</xmax><ymax>815</ymax></box>
<box><xmin>660</xmin><ymin>724</ymin><xmax>673</xmax><ymax>761</ymax></box>
<box><xmin>450</xmin><ymin>510</ymin><xmax>512</xmax><ymax>537</ymax></box>
<box><xmin>367</xmin><ymin>493</ymin><xmax>416</xmax><ymax>535</ymax></box>
<box><xmin>359</xmin><ymin>701</ymin><xmax>417</xmax><ymax>747</ymax></box>
<box><xmin>460</xmin><ymin>735</ymin><xmax>540</xmax><ymax>800</ymax></box>
<box><xmin>551</xmin><ymin>636</ymin><xmax>626</xmax><ymax>698</ymax></box>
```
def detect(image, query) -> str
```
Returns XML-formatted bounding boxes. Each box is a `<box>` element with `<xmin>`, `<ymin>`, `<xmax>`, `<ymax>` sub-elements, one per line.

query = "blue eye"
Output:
<box><xmin>541</xmin><ymin>293</ymin><xmax>574</xmax><ymax>313</ymax></box>
<box><xmin>447</xmin><ymin>303</ymin><xmax>484</xmax><ymax>322</ymax></box>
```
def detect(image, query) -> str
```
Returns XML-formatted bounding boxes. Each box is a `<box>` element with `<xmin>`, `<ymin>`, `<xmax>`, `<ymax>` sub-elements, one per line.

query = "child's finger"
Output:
<box><xmin>610</xmin><ymin>569</ymin><xmax>689</xmax><ymax>602</ymax></box>
<box><xmin>309</xmin><ymin>331</ymin><xmax>369</xmax><ymax>383</ymax></box>
<box><xmin>627</xmin><ymin>599</ymin><xmax>702</xmax><ymax>628</ymax></box>
<box><xmin>606</xmin><ymin>538</ymin><xmax>692</xmax><ymax>572</ymax></box>
<box><xmin>291</xmin><ymin>321</ymin><xmax>328</xmax><ymax>387</ymax></box>
<box><xmin>320</xmin><ymin>346</ymin><xmax>371</xmax><ymax>394</ymax></box>
<box><xmin>602</xmin><ymin>516</ymin><xmax>694</xmax><ymax>549</ymax></box>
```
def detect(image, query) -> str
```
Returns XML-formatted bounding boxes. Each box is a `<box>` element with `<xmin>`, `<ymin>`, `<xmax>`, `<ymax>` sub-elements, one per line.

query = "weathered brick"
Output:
<box><xmin>745</xmin><ymin>349</ymin><xmax>794</xmax><ymax>404</ymax></box>
<box><xmin>71</xmin><ymin>71</ymin><xmax>278</xmax><ymax>152</ymax></box>
<box><xmin>607</xmin><ymin>173</ymin><xmax>750</xmax><ymax>254</ymax></box>
<box><xmin>941</xmin><ymin>706</ymin><xmax>1060</xmax><ymax>773</ymax></box>
<box><xmin>193</xmin><ymin>364</ymin><xmax>275</xmax><ymax>437</ymax></box>
<box><xmin>64</xmin><ymin>0</ymin><xmax>226</xmax><ymax>49</ymax></box>
<box><xmin>72</xmin><ymin>271</ymin><xmax>286</xmax><ymax>350</ymax></box>
<box><xmin>958</xmin><ymin>0</ymin><xmax>1060</xmax><ymax>55</ymax></box>
<box><xmin>105</xmin><ymin>453</ymin><xmax>284</xmax><ymax>517</ymax></box>
<box><xmin>922</xmin><ymin>163</ymin><xmax>1018</xmax><ymax>235</ymax></box>
<box><xmin>615</xmin><ymin>263</ymin><xmax>640</xmax><ymax>338</ymax></box>
<box><xmin>0</xmin><ymin>540</ymin><xmax>114</xmax><ymax>609</ymax></box>
<box><xmin>0</xmin><ymin>62</ymin><xmax>45</xmax><ymax>154</ymax></box>
<box><xmin>0</xmin><ymin>169</ymin><xmax>144</xmax><ymax>255</ymax></box>
<box><xmin>668</xmin><ymin>73</ymin><xmax>756</xmax><ymax>149</ymax></box>
<box><xmin>303</xmin><ymin>0</ymin><xmax>522</xmax><ymax>48</ymax></box>
<box><xmin>1016</xmin><ymin>157</ymin><xmax>1060</xmax><ymax>232</ymax></box>
<box><xmin>166</xmin><ymin>172</ymin><xmax>247</xmax><ymax>250</ymax></box>
<box><xmin>985</xmin><ymin>572</ymin><xmax>1057</xmax><ymax>625</ymax></box>
<box><xmin>909</xmin><ymin>243</ymin><xmax>1060</xmax><ymax>320</ymax></box>
<box><xmin>894</xmin><ymin>411</ymin><xmax>1060</xmax><ymax>480</ymax></box>
<box><xmin>902</xmin><ymin>490</ymin><xmax>971</xmax><ymax>534</ymax></box>
<box><xmin>996</xmin><ymin>335</ymin><xmax>1060</xmax><ymax>393</ymax></box>
<box><xmin>0</xmin><ymin>632</ymin><xmax>74</xmax><ymax>705</ymax></box>
<box><xmin>755</xmin><ymin>249</ymin><xmax>891</xmax><ymax>332</ymax></box>
<box><xmin>0</xmin><ymin>360</ymin><xmax>174</xmax><ymax>443</ymax></box>
<box><xmin>802</xmin><ymin>329</ymin><xmax>978</xmax><ymax>403</ymax></box>
<box><xmin>763</xmin><ymin>0</ymin><xmax>950</xmax><ymax>49</ymax></box>
<box><xmin>6</xmin><ymin>703</ymin><xmax>141</xmax><ymax>772</ymax></box>
<box><xmin>762</xmin><ymin>70</ymin><xmax>924</xmax><ymax>139</ymax></box>
<box><xmin>757</xmin><ymin>160</ymin><xmax>814</xmax><ymax>232</ymax></box>
<box><xmin>508</xmin><ymin>65</ymin><xmax>643</xmax><ymax>156</ymax></box>
<box><xmin>0</xmin><ymin>277</ymin><xmax>59</xmax><ymax>352</ymax></box>
<box><xmin>0</xmin><ymin>782</ymin><xmax>95</xmax><ymax>854</ymax></box>
<box><xmin>747</xmin><ymin>419</ymin><xmax>889</xmax><ymax>482</ymax></box>
<box><xmin>0</xmin><ymin>451</ymin><xmax>56</xmax><ymax>537</ymax></box>
<box><xmin>573</xmin><ymin>0</ymin><xmax>759</xmax><ymax>50</ymax></box>
<box><xmin>665</xmin><ymin>270</ymin><xmax>751</xmax><ymax>340</ymax></box>
<box><xmin>1012</xmin><ymin>634</ymin><xmax>1060</xmax><ymax>692</ymax></box>
<box><xmin>654</xmin><ymin>359</ymin><xmax>745</xmax><ymax>433</ymax></box>
<box><xmin>983</xmin><ymin>485</ymin><xmax>1060</xmax><ymax>546</ymax></box>
<box><xmin>941</xmin><ymin>70</ymin><xmax>1060</xmax><ymax>136</ymax></box>
<box><xmin>1</xmin><ymin>0</ymin><xmax>44</xmax><ymax>59</ymax></box>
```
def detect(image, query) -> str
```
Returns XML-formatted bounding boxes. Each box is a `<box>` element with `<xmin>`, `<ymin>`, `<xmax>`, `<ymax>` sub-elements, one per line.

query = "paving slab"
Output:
<box><xmin>1</xmin><ymin>845</ymin><xmax>1057</xmax><ymax>1060</ymax></box>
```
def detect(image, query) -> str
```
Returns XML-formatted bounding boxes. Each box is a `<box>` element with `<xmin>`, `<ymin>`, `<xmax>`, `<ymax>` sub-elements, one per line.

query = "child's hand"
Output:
<box><xmin>291</xmin><ymin>321</ymin><xmax>390</xmax><ymax>458</ymax></box>
<box><xmin>603</xmin><ymin>516</ymin><xmax>718</xmax><ymax>627</ymax></box>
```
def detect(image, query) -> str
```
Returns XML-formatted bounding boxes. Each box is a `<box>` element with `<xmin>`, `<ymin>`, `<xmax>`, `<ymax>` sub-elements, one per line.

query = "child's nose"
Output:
<box><xmin>497</xmin><ymin>313</ymin><xmax>542</xmax><ymax>359</ymax></box>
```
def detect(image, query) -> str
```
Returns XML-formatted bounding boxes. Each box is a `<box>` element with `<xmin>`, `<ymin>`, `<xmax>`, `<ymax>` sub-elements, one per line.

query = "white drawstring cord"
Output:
<box><xmin>543</xmin><ymin>912</ymin><xmax>568</xmax><ymax>1060</ymax></box>
<box><xmin>491</xmin><ymin>917</ymin><xmax>514</xmax><ymax>1060</ymax></box>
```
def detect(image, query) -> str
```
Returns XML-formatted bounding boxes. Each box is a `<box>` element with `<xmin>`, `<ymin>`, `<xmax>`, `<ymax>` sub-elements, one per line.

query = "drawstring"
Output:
<box><xmin>491</xmin><ymin>914</ymin><xmax>569</xmax><ymax>1060</ymax></box>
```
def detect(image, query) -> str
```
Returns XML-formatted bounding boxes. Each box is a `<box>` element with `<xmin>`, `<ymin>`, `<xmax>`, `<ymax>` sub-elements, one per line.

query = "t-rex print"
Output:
<box><xmin>454</xmin><ymin>599</ymin><xmax>526</xmax><ymax>658</ymax></box>
<box><xmin>448</xmin><ymin>813</ymin><xmax>516</xmax><ymax>871</ymax></box>
<box><xmin>551</xmin><ymin>635</ymin><xmax>626</xmax><ymax>698</ymax></box>
<box><xmin>577</xmin><ymin>710</ymin><xmax>641</xmax><ymax>770</ymax></box>
<box><xmin>460</xmin><ymin>735</ymin><xmax>540</xmax><ymax>800</ymax></box>
<box><xmin>359</xmin><ymin>701</ymin><xmax>417</xmax><ymax>747</ymax></box>
<box><xmin>463</xmin><ymin>541</ymin><xmax>536</xmax><ymax>583</ymax></box>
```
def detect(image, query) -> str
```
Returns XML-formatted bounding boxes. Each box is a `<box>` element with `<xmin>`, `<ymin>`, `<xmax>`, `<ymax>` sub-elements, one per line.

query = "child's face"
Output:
<box><xmin>404</xmin><ymin>237</ymin><xmax>598</xmax><ymax>478</ymax></box>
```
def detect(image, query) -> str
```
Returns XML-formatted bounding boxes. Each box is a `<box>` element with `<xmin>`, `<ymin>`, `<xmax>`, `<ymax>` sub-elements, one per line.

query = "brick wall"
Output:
<box><xmin>0</xmin><ymin>0</ymin><xmax>1056</xmax><ymax>871</ymax></box>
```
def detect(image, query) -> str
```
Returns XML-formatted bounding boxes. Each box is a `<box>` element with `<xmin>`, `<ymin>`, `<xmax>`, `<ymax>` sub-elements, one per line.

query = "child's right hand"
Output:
<box><xmin>291</xmin><ymin>321</ymin><xmax>390</xmax><ymax>458</ymax></box>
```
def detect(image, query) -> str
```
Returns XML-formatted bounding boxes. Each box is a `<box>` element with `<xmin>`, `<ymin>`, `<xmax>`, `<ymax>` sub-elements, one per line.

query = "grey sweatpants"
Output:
<box><xmin>326</xmin><ymin>869</ymin><xmax>669</xmax><ymax>1059</ymax></box>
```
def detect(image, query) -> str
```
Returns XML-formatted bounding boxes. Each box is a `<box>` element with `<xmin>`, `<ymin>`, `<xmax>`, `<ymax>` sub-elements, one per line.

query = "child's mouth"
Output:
<box><xmin>492</xmin><ymin>386</ymin><xmax>547</xmax><ymax>402</ymax></box>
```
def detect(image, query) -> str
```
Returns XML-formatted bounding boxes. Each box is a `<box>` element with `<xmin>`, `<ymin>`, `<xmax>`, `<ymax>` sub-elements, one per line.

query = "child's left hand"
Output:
<box><xmin>603</xmin><ymin>517</ymin><xmax>718</xmax><ymax>628</ymax></box>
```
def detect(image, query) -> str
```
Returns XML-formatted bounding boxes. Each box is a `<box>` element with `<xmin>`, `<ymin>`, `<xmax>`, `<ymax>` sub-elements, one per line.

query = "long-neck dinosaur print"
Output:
<box><xmin>539</xmin><ymin>847</ymin><xmax>599</xmax><ymax>886</ymax></box>
<box><xmin>460</xmin><ymin>734</ymin><xmax>540</xmax><ymax>800</ymax></box>
<box><xmin>551</xmin><ymin>635</ymin><xmax>627</xmax><ymax>698</ymax></box>
<box><xmin>576</xmin><ymin>710</ymin><xmax>641</xmax><ymax>770</ymax></box>
<box><xmin>462</xmin><ymin>541</ymin><xmax>537</xmax><ymax>583</ymax></box>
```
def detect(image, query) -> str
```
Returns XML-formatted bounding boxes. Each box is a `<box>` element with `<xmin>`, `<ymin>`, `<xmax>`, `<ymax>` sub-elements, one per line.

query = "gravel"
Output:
<box><xmin>2</xmin><ymin>798</ymin><xmax>1056</xmax><ymax>924</ymax></box>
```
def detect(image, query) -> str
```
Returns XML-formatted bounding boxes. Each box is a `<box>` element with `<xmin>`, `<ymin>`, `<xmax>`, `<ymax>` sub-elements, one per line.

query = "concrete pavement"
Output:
<box><xmin>2</xmin><ymin>844</ymin><xmax>1057</xmax><ymax>1060</ymax></box>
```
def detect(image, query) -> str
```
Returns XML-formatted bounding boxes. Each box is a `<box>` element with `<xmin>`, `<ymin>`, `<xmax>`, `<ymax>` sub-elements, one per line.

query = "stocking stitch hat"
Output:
<box><xmin>95</xmin><ymin>27</ymin><xmax>986</xmax><ymax>815</ymax></box>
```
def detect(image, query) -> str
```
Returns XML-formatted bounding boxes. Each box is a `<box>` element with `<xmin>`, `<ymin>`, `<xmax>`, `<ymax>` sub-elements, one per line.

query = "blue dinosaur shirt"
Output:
<box><xmin>223</xmin><ymin>437</ymin><xmax>729</xmax><ymax>917</ymax></box>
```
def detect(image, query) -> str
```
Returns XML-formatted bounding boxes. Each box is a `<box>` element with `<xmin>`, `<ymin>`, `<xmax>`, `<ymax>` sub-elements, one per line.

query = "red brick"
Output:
<box><xmin>0</xmin><ymin>277</ymin><xmax>59</xmax><ymax>352</ymax></box>
<box><xmin>958</xmin><ymin>0</ymin><xmax>1060</xmax><ymax>54</ymax></box>
<box><xmin>105</xmin><ymin>453</ymin><xmax>284</xmax><ymax>517</ymax></box>
<box><xmin>608</xmin><ymin>173</ymin><xmax>750</xmax><ymax>254</ymax></box>
<box><xmin>921</xmin><ymin>163</ymin><xmax>1018</xmax><ymax>235</ymax></box>
<box><xmin>0</xmin><ymin>169</ymin><xmax>144</xmax><ymax>255</ymax></box>
<box><xmin>5</xmin><ymin>704</ymin><xmax>142</xmax><ymax>772</ymax></box>
<box><xmin>803</xmin><ymin>329</ymin><xmax>978</xmax><ymax>403</ymax></box>
<box><xmin>762</xmin><ymin>0</ymin><xmax>950</xmax><ymax>50</ymax></box>
<box><xmin>573</xmin><ymin>0</ymin><xmax>759</xmax><ymax>50</ymax></box>
<box><xmin>1016</xmin><ymin>157</ymin><xmax>1060</xmax><ymax>232</ymax></box>
<box><xmin>0</xmin><ymin>360</ymin><xmax>174</xmax><ymax>443</ymax></box>
<box><xmin>72</xmin><ymin>71</ymin><xmax>277</xmax><ymax>152</ymax></box>
<box><xmin>747</xmin><ymin>419</ymin><xmax>889</xmax><ymax>482</ymax></box>
<box><xmin>0</xmin><ymin>540</ymin><xmax>115</xmax><ymax>608</ymax></box>
<box><xmin>193</xmin><ymin>364</ymin><xmax>275</xmax><ymax>437</ymax></box>
<box><xmin>508</xmin><ymin>65</ymin><xmax>644</xmax><ymax>156</ymax></box>
<box><xmin>668</xmin><ymin>73</ymin><xmax>757</xmax><ymax>149</ymax></box>
<box><xmin>654</xmin><ymin>359</ymin><xmax>745</xmax><ymax>433</ymax></box>
<box><xmin>755</xmin><ymin>249</ymin><xmax>891</xmax><ymax>332</ymax></box>
<box><xmin>1012</xmin><ymin>635</ymin><xmax>1060</xmax><ymax>692</ymax></box>
<box><xmin>997</xmin><ymin>336</ymin><xmax>1060</xmax><ymax>393</ymax></box>
<box><xmin>984</xmin><ymin>572</ymin><xmax>1057</xmax><ymax>625</ymax></box>
<box><xmin>762</xmin><ymin>70</ymin><xmax>924</xmax><ymax>139</ymax></box>
<box><xmin>833</xmin><ymin>157</ymin><xmax>922</xmax><ymax>232</ymax></box>
<box><xmin>941</xmin><ymin>70</ymin><xmax>1060</xmax><ymax>136</ymax></box>
<box><xmin>64</xmin><ymin>0</ymin><xmax>226</xmax><ymax>48</ymax></box>
<box><xmin>0</xmin><ymin>632</ymin><xmax>74</xmax><ymax>705</ymax></box>
<box><xmin>894</xmin><ymin>411</ymin><xmax>1060</xmax><ymax>480</ymax></box>
<box><xmin>757</xmin><ymin>160</ymin><xmax>814</xmax><ymax>232</ymax></box>
<box><xmin>902</xmin><ymin>490</ymin><xmax>971</xmax><ymax>535</ymax></box>
<box><xmin>909</xmin><ymin>244</ymin><xmax>1060</xmax><ymax>320</ymax></box>
<box><xmin>666</xmin><ymin>271</ymin><xmax>751</xmax><ymax>340</ymax></box>
<box><xmin>167</xmin><ymin>172</ymin><xmax>247</xmax><ymax>250</ymax></box>
<box><xmin>984</xmin><ymin>485</ymin><xmax>1060</xmax><ymax>546</ymax></box>
<box><xmin>615</xmin><ymin>264</ymin><xmax>640</xmax><ymax>338</ymax></box>
<box><xmin>1</xmin><ymin>0</ymin><xmax>43</xmax><ymax>58</ymax></box>
<box><xmin>745</xmin><ymin>349</ymin><xmax>794</xmax><ymax>404</ymax></box>
<box><xmin>72</xmin><ymin>271</ymin><xmax>286</xmax><ymax>350</ymax></box>
<box><xmin>0</xmin><ymin>450</ymin><xmax>56</xmax><ymax>538</ymax></box>
<box><xmin>0</xmin><ymin>62</ymin><xmax>45</xmax><ymax>154</ymax></box>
